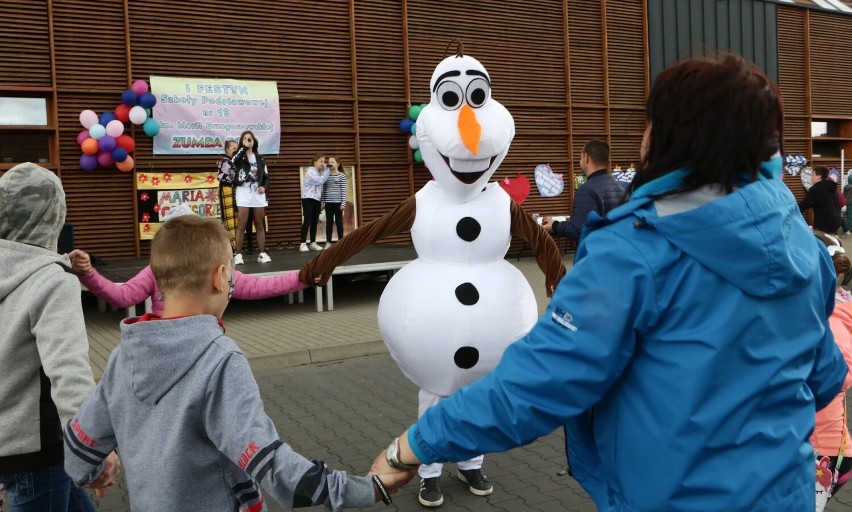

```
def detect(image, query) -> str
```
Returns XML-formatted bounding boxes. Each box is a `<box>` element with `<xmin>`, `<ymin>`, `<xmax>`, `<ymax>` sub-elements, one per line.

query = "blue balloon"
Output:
<box><xmin>99</xmin><ymin>112</ymin><xmax>116</xmax><ymax>126</ymax></box>
<box><xmin>121</xmin><ymin>89</ymin><xmax>138</xmax><ymax>106</ymax></box>
<box><xmin>142</xmin><ymin>117</ymin><xmax>160</xmax><ymax>137</ymax></box>
<box><xmin>138</xmin><ymin>92</ymin><xmax>157</xmax><ymax>109</ymax></box>
<box><xmin>88</xmin><ymin>123</ymin><xmax>106</xmax><ymax>140</ymax></box>
<box><xmin>399</xmin><ymin>118</ymin><xmax>414</xmax><ymax>133</ymax></box>
<box><xmin>111</xmin><ymin>147</ymin><xmax>128</xmax><ymax>162</ymax></box>
<box><xmin>410</xmin><ymin>122</ymin><xmax>417</xmax><ymax>135</ymax></box>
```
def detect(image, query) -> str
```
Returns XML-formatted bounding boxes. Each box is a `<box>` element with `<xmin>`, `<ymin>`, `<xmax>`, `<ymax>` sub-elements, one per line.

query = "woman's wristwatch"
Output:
<box><xmin>385</xmin><ymin>437</ymin><xmax>420</xmax><ymax>471</ymax></box>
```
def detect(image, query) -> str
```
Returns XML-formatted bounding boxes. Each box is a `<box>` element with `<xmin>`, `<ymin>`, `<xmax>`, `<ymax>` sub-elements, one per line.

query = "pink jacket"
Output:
<box><xmin>79</xmin><ymin>265</ymin><xmax>308</xmax><ymax>317</ymax></box>
<box><xmin>812</xmin><ymin>301</ymin><xmax>852</xmax><ymax>456</ymax></box>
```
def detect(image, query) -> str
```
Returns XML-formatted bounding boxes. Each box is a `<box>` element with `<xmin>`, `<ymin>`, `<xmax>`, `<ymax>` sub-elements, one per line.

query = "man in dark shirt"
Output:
<box><xmin>799</xmin><ymin>166</ymin><xmax>841</xmax><ymax>234</ymax></box>
<box><xmin>543</xmin><ymin>140</ymin><xmax>625</xmax><ymax>241</ymax></box>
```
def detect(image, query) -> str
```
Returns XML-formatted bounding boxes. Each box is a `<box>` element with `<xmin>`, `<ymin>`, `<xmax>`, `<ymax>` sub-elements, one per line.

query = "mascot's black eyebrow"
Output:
<box><xmin>466</xmin><ymin>70</ymin><xmax>491</xmax><ymax>85</ymax></box>
<box><xmin>432</xmin><ymin>70</ymin><xmax>461</xmax><ymax>92</ymax></box>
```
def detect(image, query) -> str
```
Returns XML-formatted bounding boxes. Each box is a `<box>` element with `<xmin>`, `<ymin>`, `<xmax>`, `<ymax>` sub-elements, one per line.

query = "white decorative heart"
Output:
<box><xmin>534</xmin><ymin>164</ymin><xmax>564</xmax><ymax>197</ymax></box>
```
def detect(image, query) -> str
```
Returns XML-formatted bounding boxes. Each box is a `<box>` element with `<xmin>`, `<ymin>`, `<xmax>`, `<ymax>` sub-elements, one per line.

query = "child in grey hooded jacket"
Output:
<box><xmin>64</xmin><ymin>216</ymin><xmax>412</xmax><ymax>511</ymax></box>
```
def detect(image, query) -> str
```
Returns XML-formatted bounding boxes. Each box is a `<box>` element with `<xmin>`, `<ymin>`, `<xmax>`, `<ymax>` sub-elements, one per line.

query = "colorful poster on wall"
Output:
<box><xmin>150</xmin><ymin>76</ymin><xmax>280</xmax><ymax>155</ymax></box>
<box><xmin>137</xmin><ymin>171</ymin><xmax>220</xmax><ymax>239</ymax></box>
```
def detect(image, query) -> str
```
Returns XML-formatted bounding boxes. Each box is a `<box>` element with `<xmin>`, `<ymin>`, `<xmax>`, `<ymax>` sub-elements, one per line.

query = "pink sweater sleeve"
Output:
<box><xmin>233</xmin><ymin>270</ymin><xmax>308</xmax><ymax>300</ymax></box>
<box><xmin>79</xmin><ymin>266</ymin><xmax>156</xmax><ymax>309</ymax></box>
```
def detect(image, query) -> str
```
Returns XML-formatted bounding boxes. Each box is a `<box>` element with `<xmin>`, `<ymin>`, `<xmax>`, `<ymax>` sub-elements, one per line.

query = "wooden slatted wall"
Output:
<box><xmin>0</xmin><ymin>1</ymin><xmax>52</xmax><ymax>86</ymax></box>
<box><xmin>5</xmin><ymin>0</ymin><xmax>648</xmax><ymax>258</ymax></box>
<box><xmin>777</xmin><ymin>6</ymin><xmax>809</xmax><ymax>202</ymax></box>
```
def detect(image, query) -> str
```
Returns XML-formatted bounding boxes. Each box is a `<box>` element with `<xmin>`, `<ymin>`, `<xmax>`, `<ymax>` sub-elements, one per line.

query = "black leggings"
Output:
<box><xmin>325</xmin><ymin>202</ymin><xmax>344</xmax><ymax>241</ymax></box>
<box><xmin>300</xmin><ymin>198</ymin><xmax>321</xmax><ymax>243</ymax></box>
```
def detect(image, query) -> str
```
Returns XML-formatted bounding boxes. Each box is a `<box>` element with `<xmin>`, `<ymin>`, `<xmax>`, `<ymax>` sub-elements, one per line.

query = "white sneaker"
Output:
<box><xmin>257</xmin><ymin>252</ymin><xmax>271</xmax><ymax>263</ymax></box>
<box><xmin>324</xmin><ymin>242</ymin><xmax>332</xmax><ymax>250</ymax></box>
<box><xmin>299</xmin><ymin>243</ymin><xmax>309</xmax><ymax>252</ymax></box>
<box><xmin>309</xmin><ymin>242</ymin><xmax>323</xmax><ymax>251</ymax></box>
<box><xmin>234</xmin><ymin>253</ymin><xmax>244</xmax><ymax>265</ymax></box>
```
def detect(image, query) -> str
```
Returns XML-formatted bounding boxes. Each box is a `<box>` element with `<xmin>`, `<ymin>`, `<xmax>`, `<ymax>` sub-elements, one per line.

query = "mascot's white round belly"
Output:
<box><xmin>377</xmin><ymin>182</ymin><xmax>537</xmax><ymax>396</ymax></box>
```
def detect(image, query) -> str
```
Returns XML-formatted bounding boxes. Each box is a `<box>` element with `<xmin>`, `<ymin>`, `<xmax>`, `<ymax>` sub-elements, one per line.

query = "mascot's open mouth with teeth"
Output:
<box><xmin>443</xmin><ymin>154</ymin><xmax>498</xmax><ymax>184</ymax></box>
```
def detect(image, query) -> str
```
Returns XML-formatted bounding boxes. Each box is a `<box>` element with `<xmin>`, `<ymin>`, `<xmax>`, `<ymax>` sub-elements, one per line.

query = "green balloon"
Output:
<box><xmin>410</xmin><ymin>122</ymin><xmax>417</xmax><ymax>135</ymax></box>
<box><xmin>419</xmin><ymin>103</ymin><xmax>427</xmax><ymax>110</ymax></box>
<box><xmin>408</xmin><ymin>105</ymin><xmax>422</xmax><ymax>121</ymax></box>
<box><xmin>413</xmin><ymin>149</ymin><xmax>423</xmax><ymax>163</ymax></box>
<box><xmin>142</xmin><ymin>118</ymin><xmax>160</xmax><ymax>137</ymax></box>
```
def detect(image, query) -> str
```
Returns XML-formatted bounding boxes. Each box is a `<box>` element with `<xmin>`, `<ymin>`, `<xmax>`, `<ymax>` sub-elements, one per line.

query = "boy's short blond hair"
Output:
<box><xmin>151</xmin><ymin>216</ymin><xmax>232</xmax><ymax>296</ymax></box>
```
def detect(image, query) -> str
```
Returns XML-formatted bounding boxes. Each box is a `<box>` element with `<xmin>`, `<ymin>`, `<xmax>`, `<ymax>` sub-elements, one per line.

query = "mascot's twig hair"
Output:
<box><xmin>444</xmin><ymin>39</ymin><xmax>465</xmax><ymax>58</ymax></box>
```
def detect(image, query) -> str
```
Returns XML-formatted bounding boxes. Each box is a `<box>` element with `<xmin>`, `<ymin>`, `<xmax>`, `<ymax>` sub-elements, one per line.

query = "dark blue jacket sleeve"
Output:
<box><xmin>553</xmin><ymin>186</ymin><xmax>594</xmax><ymax>241</ymax></box>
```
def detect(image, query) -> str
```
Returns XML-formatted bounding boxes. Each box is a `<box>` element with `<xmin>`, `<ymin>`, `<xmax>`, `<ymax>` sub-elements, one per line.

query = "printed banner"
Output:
<box><xmin>150</xmin><ymin>76</ymin><xmax>280</xmax><ymax>155</ymax></box>
<box><xmin>137</xmin><ymin>171</ymin><xmax>220</xmax><ymax>239</ymax></box>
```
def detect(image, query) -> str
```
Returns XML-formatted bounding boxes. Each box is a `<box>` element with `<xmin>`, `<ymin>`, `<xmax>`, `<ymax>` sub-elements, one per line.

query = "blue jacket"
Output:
<box><xmin>552</xmin><ymin>169</ymin><xmax>625</xmax><ymax>241</ymax></box>
<box><xmin>409</xmin><ymin>177</ymin><xmax>847</xmax><ymax>511</ymax></box>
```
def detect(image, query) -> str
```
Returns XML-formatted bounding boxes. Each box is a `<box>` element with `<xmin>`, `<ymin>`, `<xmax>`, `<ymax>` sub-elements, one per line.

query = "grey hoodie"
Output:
<box><xmin>0</xmin><ymin>163</ymin><xmax>95</xmax><ymax>472</ymax></box>
<box><xmin>64</xmin><ymin>315</ymin><xmax>375</xmax><ymax>511</ymax></box>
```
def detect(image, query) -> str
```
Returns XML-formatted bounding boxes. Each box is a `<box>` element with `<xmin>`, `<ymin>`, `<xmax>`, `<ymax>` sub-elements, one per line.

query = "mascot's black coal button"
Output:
<box><xmin>456</xmin><ymin>217</ymin><xmax>481</xmax><ymax>242</ymax></box>
<box><xmin>455</xmin><ymin>283</ymin><xmax>479</xmax><ymax>305</ymax></box>
<box><xmin>454</xmin><ymin>346</ymin><xmax>479</xmax><ymax>369</ymax></box>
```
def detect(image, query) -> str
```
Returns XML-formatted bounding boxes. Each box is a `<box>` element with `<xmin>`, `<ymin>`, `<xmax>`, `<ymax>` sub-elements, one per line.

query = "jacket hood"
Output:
<box><xmin>615</xmin><ymin>179</ymin><xmax>821</xmax><ymax>298</ymax></box>
<box><xmin>119</xmin><ymin>315</ymin><xmax>225</xmax><ymax>404</ymax></box>
<box><xmin>0</xmin><ymin>163</ymin><xmax>66</xmax><ymax>251</ymax></box>
<box><xmin>0</xmin><ymin>239</ymin><xmax>71</xmax><ymax>301</ymax></box>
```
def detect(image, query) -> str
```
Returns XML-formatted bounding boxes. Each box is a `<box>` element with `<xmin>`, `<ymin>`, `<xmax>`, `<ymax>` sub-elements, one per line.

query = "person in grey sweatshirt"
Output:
<box><xmin>0</xmin><ymin>163</ymin><xmax>119</xmax><ymax>511</ymax></box>
<box><xmin>64</xmin><ymin>215</ymin><xmax>414</xmax><ymax>511</ymax></box>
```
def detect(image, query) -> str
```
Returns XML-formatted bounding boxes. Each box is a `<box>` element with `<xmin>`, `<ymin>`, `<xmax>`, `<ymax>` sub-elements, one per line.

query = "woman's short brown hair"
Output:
<box><xmin>150</xmin><ymin>216</ymin><xmax>232</xmax><ymax>296</ymax></box>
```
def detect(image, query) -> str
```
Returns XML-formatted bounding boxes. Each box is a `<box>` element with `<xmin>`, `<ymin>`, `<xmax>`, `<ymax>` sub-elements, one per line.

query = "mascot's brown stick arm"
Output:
<box><xmin>299</xmin><ymin>196</ymin><xmax>418</xmax><ymax>287</ymax></box>
<box><xmin>509</xmin><ymin>201</ymin><xmax>566</xmax><ymax>297</ymax></box>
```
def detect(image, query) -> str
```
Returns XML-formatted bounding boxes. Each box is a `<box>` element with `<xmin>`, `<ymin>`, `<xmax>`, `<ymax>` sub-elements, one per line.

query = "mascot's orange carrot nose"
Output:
<box><xmin>458</xmin><ymin>104</ymin><xmax>481</xmax><ymax>155</ymax></box>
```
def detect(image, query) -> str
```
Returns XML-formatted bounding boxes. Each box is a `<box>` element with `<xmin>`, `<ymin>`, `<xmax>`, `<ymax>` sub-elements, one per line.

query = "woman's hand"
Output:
<box><xmin>257</xmin><ymin>186</ymin><xmax>265</xmax><ymax>195</ymax></box>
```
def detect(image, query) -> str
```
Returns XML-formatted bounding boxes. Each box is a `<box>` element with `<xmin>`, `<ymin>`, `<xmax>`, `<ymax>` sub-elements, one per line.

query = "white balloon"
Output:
<box><xmin>128</xmin><ymin>106</ymin><xmax>147</xmax><ymax>125</ymax></box>
<box><xmin>408</xmin><ymin>135</ymin><xmax>419</xmax><ymax>149</ymax></box>
<box><xmin>105</xmin><ymin>119</ymin><xmax>125</xmax><ymax>137</ymax></box>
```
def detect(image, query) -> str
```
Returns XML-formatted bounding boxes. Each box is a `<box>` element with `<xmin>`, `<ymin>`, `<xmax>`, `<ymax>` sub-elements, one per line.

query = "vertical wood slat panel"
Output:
<box><xmin>6</xmin><ymin>1</ymin><xmax>651</xmax><ymax>257</ymax></box>
<box><xmin>0</xmin><ymin>0</ymin><xmax>52</xmax><ymax>87</ymax></box>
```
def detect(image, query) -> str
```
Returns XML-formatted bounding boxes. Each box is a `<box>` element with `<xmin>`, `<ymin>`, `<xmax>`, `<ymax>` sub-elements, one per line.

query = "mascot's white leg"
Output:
<box><xmin>417</xmin><ymin>388</ymin><xmax>483</xmax><ymax>478</ymax></box>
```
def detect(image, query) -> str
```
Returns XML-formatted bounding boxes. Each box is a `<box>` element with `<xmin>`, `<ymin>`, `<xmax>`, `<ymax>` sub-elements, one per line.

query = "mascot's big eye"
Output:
<box><xmin>436</xmin><ymin>81</ymin><xmax>463</xmax><ymax>111</ymax></box>
<box><xmin>466</xmin><ymin>78</ymin><xmax>489</xmax><ymax>108</ymax></box>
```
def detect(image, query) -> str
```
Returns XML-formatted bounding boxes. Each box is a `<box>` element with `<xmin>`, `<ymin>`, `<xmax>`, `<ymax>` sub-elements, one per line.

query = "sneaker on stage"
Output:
<box><xmin>257</xmin><ymin>252</ymin><xmax>271</xmax><ymax>263</ymax></box>
<box><xmin>457</xmin><ymin>469</ymin><xmax>493</xmax><ymax>496</ymax></box>
<box><xmin>233</xmin><ymin>253</ymin><xmax>244</xmax><ymax>265</ymax></box>
<box><xmin>324</xmin><ymin>242</ymin><xmax>332</xmax><ymax>250</ymax></box>
<box><xmin>309</xmin><ymin>242</ymin><xmax>323</xmax><ymax>251</ymax></box>
<box><xmin>418</xmin><ymin>477</ymin><xmax>443</xmax><ymax>507</ymax></box>
<box><xmin>299</xmin><ymin>243</ymin><xmax>309</xmax><ymax>252</ymax></box>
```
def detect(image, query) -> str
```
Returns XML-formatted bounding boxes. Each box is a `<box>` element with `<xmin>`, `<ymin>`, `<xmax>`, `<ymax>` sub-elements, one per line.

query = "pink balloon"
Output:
<box><xmin>76</xmin><ymin>130</ymin><xmax>90</xmax><ymax>145</ymax></box>
<box><xmin>79</xmin><ymin>110</ymin><xmax>98</xmax><ymax>129</ymax></box>
<box><xmin>131</xmin><ymin>79</ymin><xmax>149</xmax><ymax>95</ymax></box>
<box><xmin>105</xmin><ymin>119</ymin><xmax>124</xmax><ymax>137</ymax></box>
<box><xmin>97</xmin><ymin>151</ymin><xmax>115</xmax><ymax>168</ymax></box>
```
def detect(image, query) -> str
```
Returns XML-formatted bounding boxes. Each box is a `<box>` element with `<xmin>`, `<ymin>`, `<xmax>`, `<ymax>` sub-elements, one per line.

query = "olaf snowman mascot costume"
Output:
<box><xmin>300</xmin><ymin>50</ymin><xmax>565</xmax><ymax>506</ymax></box>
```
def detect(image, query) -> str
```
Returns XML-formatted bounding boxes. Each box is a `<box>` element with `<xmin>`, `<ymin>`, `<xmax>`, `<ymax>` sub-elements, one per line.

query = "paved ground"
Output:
<box><xmin>15</xmin><ymin>251</ymin><xmax>852</xmax><ymax>511</ymax></box>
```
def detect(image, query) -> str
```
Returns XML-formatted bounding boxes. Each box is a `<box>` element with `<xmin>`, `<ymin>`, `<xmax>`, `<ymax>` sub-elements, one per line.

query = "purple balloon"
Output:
<box><xmin>121</xmin><ymin>89</ymin><xmax>138</xmax><ymax>106</ymax></box>
<box><xmin>97</xmin><ymin>151</ymin><xmax>115</xmax><ymax>167</ymax></box>
<box><xmin>111</xmin><ymin>147</ymin><xmax>128</xmax><ymax>162</ymax></box>
<box><xmin>76</xmin><ymin>130</ymin><xmax>90</xmax><ymax>145</ymax></box>
<box><xmin>98</xmin><ymin>135</ymin><xmax>116</xmax><ymax>152</ymax></box>
<box><xmin>138</xmin><ymin>92</ymin><xmax>157</xmax><ymax>109</ymax></box>
<box><xmin>80</xmin><ymin>153</ymin><xmax>98</xmax><ymax>171</ymax></box>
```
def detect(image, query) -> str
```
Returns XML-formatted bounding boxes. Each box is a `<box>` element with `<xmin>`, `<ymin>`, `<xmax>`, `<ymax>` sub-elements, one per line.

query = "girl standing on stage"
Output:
<box><xmin>232</xmin><ymin>130</ymin><xmax>271</xmax><ymax>264</ymax></box>
<box><xmin>321</xmin><ymin>156</ymin><xmax>347</xmax><ymax>249</ymax></box>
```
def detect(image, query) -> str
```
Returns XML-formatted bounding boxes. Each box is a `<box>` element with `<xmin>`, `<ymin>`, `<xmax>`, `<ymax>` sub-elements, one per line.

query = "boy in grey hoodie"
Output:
<box><xmin>64</xmin><ymin>215</ymin><xmax>413</xmax><ymax>511</ymax></box>
<box><xmin>0</xmin><ymin>163</ymin><xmax>119</xmax><ymax>510</ymax></box>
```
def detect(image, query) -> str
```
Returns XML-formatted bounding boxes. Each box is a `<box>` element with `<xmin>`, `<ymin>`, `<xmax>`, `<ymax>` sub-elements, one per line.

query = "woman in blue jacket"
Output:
<box><xmin>372</xmin><ymin>56</ymin><xmax>848</xmax><ymax>511</ymax></box>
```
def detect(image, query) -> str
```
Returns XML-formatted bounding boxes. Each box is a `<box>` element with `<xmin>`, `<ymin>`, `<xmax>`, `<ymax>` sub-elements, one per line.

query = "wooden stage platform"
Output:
<box><xmin>87</xmin><ymin>244</ymin><xmax>418</xmax><ymax>314</ymax></box>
